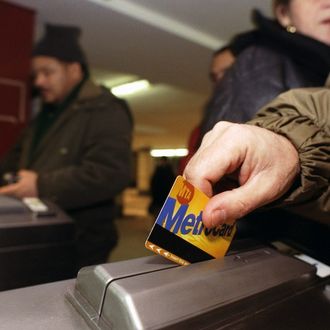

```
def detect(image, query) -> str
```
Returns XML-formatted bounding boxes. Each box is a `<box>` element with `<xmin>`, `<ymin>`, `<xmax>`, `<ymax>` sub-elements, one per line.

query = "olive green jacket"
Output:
<box><xmin>0</xmin><ymin>80</ymin><xmax>133</xmax><ymax>220</ymax></box>
<box><xmin>248</xmin><ymin>86</ymin><xmax>329</xmax><ymax>225</ymax></box>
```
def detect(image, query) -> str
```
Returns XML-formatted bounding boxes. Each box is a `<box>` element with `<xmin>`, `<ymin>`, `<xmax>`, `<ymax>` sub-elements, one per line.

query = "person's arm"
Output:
<box><xmin>184</xmin><ymin>88</ymin><xmax>329</xmax><ymax>227</ymax></box>
<box><xmin>248</xmin><ymin>87</ymin><xmax>330</xmax><ymax>223</ymax></box>
<box><xmin>0</xmin><ymin>132</ymin><xmax>26</xmax><ymax>184</ymax></box>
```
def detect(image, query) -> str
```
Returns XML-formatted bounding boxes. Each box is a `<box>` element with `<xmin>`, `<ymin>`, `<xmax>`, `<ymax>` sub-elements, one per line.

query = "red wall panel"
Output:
<box><xmin>0</xmin><ymin>1</ymin><xmax>35</xmax><ymax>158</ymax></box>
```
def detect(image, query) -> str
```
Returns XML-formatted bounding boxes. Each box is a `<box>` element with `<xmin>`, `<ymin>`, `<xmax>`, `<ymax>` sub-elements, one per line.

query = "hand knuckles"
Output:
<box><xmin>236</xmin><ymin>198</ymin><xmax>250</xmax><ymax>219</ymax></box>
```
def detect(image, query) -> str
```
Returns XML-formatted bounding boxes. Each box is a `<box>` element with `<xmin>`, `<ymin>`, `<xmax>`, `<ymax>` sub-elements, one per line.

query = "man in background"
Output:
<box><xmin>177</xmin><ymin>46</ymin><xmax>235</xmax><ymax>175</ymax></box>
<box><xmin>209</xmin><ymin>46</ymin><xmax>235</xmax><ymax>86</ymax></box>
<box><xmin>149</xmin><ymin>156</ymin><xmax>176</xmax><ymax>218</ymax></box>
<box><xmin>0</xmin><ymin>24</ymin><xmax>133</xmax><ymax>270</ymax></box>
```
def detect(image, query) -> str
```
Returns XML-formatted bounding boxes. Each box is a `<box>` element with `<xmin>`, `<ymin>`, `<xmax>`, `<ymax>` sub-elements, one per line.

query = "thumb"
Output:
<box><xmin>202</xmin><ymin>174</ymin><xmax>276</xmax><ymax>227</ymax></box>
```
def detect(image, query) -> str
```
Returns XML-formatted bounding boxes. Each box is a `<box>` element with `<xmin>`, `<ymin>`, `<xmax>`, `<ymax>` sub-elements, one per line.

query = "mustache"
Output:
<box><xmin>321</xmin><ymin>18</ymin><xmax>330</xmax><ymax>24</ymax></box>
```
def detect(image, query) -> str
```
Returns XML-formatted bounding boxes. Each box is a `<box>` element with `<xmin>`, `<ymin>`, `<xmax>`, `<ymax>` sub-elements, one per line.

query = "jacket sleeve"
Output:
<box><xmin>0</xmin><ymin>133</ymin><xmax>26</xmax><ymax>182</ymax></box>
<box><xmin>37</xmin><ymin>99</ymin><xmax>133</xmax><ymax>210</ymax></box>
<box><xmin>248</xmin><ymin>88</ymin><xmax>330</xmax><ymax>224</ymax></box>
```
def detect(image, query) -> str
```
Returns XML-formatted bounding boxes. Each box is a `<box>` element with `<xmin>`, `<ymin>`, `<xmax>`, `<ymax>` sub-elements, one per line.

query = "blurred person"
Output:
<box><xmin>177</xmin><ymin>46</ymin><xmax>235</xmax><ymax>175</ymax></box>
<box><xmin>0</xmin><ymin>24</ymin><xmax>133</xmax><ymax>270</ymax></box>
<box><xmin>184</xmin><ymin>87</ymin><xmax>329</xmax><ymax>263</ymax></box>
<box><xmin>178</xmin><ymin>33</ymin><xmax>262</xmax><ymax>175</ymax></box>
<box><xmin>177</xmin><ymin>124</ymin><xmax>201</xmax><ymax>175</ymax></box>
<box><xmin>209</xmin><ymin>46</ymin><xmax>235</xmax><ymax>87</ymax></box>
<box><xmin>149</xmin><ymin>157</ymin><xmax>176</xmax><ymax>218</ymax></box>
<box><xmin>201</xmin><ymin>0</ymin><xmax>330</xmax><ymax>135</ymax></box>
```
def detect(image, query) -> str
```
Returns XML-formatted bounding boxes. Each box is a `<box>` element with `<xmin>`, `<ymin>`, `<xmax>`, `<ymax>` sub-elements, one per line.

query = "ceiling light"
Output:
<box><xmin>150</xmin><ymin>148</ymin><xmax>188</xmax><ymax>158</ymax></box>
<box><xmin>111</xmin><ymin>79</ymin><xmax>150</xmax><ymax>96</ymax></box>
<box><xmin>95</xmin><ymin>0</ymin><xmax>221</xmax><ymax>49</ymax></box>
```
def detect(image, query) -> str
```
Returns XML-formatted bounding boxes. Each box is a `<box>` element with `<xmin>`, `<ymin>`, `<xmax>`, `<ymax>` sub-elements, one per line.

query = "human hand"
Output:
<box><xmin>183</xmin><ymin>122</ymin><xmax>300</xmax><ymax>228</ymax></box>
<box><xmin>0</xmin><ymin>170</ymin><xmax>38</xmax><ymax>198</ymax></box>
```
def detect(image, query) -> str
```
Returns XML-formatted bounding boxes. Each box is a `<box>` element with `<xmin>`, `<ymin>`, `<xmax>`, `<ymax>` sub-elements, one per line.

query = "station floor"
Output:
<box><xmin>109</xmin><ymin>189</ymin><xmax>155</xmax><ymax>262</ymax></box>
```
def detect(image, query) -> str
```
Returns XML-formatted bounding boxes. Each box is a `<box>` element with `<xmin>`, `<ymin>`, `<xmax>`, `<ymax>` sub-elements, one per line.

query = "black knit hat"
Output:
<box><xmin>32</xmin><ymin>23</ymin><xmax>87</xmax><ymax>66</ymax></box>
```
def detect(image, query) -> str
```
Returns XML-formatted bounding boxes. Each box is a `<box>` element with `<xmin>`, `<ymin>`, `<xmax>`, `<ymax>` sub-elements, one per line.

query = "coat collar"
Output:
<box><xmin>252</xmin><ymin>10</ymin><xmax>330</xmax><ymax>80</ymax></box>
<box><xmin>75</xmin><ymin>79</ymin><xmax>103</xmax><ymax>104</ymax></box>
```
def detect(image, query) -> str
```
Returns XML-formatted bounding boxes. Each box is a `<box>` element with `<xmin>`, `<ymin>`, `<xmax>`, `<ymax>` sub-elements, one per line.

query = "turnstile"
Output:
<box><xmin>0</xmin><ymin>196</ymin><xmax>75</xmax><ymax>290</ymax></box>
<box><xmin>0</xmin><ymin>247</ymin><xmax>329</xmax><ymax>329</ymax></box>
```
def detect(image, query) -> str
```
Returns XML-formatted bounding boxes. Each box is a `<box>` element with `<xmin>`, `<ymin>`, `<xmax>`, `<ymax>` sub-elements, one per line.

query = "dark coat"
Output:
<box><xmin>0</xmin><ymin>80</ymin><xmax>133</xmax><ymax>267</ymax></box>
<box><xmin>200</xmin><ymin>11</ymin><xmax>330</xmax><ymax>136</ymax></box>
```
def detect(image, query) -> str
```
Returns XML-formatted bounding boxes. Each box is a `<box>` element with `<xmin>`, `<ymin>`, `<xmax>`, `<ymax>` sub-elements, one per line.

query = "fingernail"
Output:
<box><xmin>211</xmin><ymin>209</ymin><xmax>226</xmax><ymax>227</ymax></box>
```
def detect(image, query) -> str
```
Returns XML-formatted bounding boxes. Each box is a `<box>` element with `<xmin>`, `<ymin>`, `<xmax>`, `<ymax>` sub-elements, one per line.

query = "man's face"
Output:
<box><xmin>32</xmin><ymin>56</ymin><xmax>77</xmax><ymax>103</ymax></box>
<box><xmin>209</xmin><ymin>49</ymin><xmax>235</xmax><ymax>86</ymax></box>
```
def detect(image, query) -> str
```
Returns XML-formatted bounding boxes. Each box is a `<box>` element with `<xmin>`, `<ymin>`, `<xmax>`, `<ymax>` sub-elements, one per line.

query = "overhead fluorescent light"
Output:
<box><xmin>150</xmin><ymin>148</ymin><xmax>188</xmax><ymax>158</ymax></box>
<box><xmin>93</xmin><ymin>0</ymin><xmax>222</xmax><ymax>49</ymax></box>
<box><xmin>111</xmin><ymin>79</ymin><xmax>150</xmax><ymax>96</ymax></box>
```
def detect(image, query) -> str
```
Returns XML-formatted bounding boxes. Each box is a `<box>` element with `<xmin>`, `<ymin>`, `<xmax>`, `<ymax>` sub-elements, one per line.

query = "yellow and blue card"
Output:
<box><xmin>145</xmin><ymin>176</ymin><xmax>236</xmax><ymax>265</ymax></box>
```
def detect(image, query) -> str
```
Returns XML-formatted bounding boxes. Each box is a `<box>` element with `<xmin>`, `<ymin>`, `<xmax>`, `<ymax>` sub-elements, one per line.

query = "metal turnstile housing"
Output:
<box><xmin>67</xmin><ymin>248</ymin><xmax>319</xmax><ymax>329</ymax></box>
<box><xmin>0</xmin><ymin>197</ymin><xmax>75</xmax><ymax>290</ymax></box>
